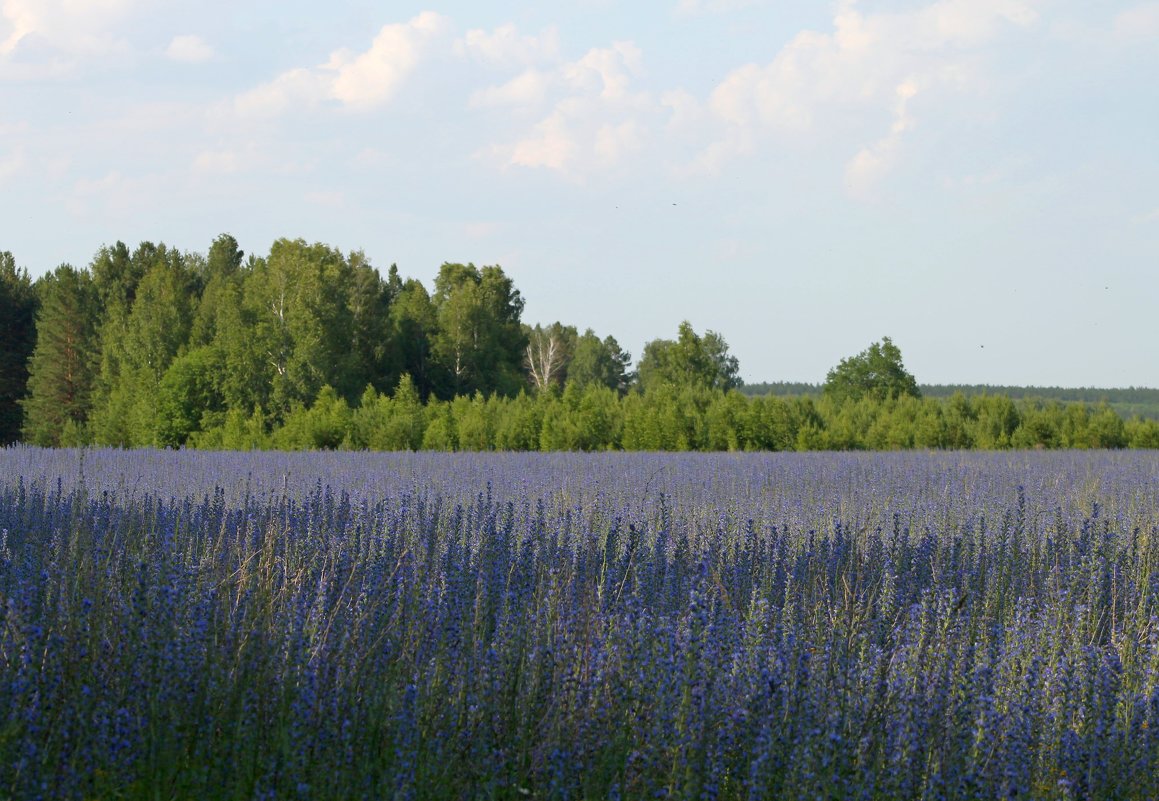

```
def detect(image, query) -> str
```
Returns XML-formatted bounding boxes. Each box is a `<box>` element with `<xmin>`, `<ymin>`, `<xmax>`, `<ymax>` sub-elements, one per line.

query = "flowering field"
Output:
<box><xmin>2</xmin><ymin>448</ymin><xmax>1158</xmax><ymax>800</ymax></box>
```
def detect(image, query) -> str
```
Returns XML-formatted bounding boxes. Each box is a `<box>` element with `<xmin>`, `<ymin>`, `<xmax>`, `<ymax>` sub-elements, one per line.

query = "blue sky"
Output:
<box><xmin>2</xmin><ymin>0</ymin><xmax>1157</xmax><ymax>387</ymax></box>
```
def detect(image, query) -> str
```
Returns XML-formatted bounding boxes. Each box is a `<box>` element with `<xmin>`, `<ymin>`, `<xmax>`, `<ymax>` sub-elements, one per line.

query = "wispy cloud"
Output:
<box><xmin>66</xmin><ymin>168</ymin><xmax>162</xmax><ymax>219</ymax></box>
<box><xmin>469</xmin><ymin>69</ymin><xmax>553</xmax><ymax>108</ymax></box>
<box><xmin>482</xmin><ymin>39</ymin><xmax>653</xmax><ymax>177</ymax></box>
<box><xmin>165</xmin><ymin>34</ymin><xmax>215</xmax><ymax>64</ymax></box>
<box><xmin>844</xmin><ymin>80</ymin><xmax>919</xmax><ymax>199</ymax></box>
<box><xmin>234</xmin><ymin>11</ymin><xmax>449</xmax><ymax>117</ymax></box>
<box><xmin>191</xmin><ymin>148</ymin><xmax>245</xmax><ymax>176</ymax></box>
<box><xmin>455</xmin><ymin>23</ymin><xmax>560</xmax><ymax>66</ymax></box>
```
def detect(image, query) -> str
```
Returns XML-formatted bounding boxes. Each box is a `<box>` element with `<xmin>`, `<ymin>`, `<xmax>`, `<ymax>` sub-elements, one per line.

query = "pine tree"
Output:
<box><xmin>21</xmin><ymin>265</ymin><xmax>100</xmax><ymax>446</ymax></box>
<box><xmin>0</xmin><ymin>252</ymin><xmax>39</xmax><ymax>444</ymax></box>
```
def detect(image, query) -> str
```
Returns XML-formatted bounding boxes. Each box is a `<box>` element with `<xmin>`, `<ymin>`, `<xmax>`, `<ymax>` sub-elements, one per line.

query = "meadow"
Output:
<box><xmin>1</xmin><ymin>447</ymin><xmax>1158</xmax><ymax>800</ymax></box>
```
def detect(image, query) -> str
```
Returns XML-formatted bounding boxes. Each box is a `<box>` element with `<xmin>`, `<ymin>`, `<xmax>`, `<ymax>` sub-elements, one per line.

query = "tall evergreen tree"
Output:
<box><xmin>21</xmin><ymin>265</ymin><xmax>100</xmax><ymax>446</ymax></box>
<box><xmin>189</xmin><ymin>233</ymin><xmax>245</xmax><ymax>347</ymax></box>
<box><xmin>388</xmin><ymin>276</ymin><xmax>438</xmax><ymax>399</ymax></box>
<box><xmin>0</xmin><ymin>252</ymin><xmax>39</xmax><ymax>444</ymax></box>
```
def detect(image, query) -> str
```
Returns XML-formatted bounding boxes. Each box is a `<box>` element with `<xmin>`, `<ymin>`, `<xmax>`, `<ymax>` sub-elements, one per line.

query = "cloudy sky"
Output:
<box><xmin>2</xmin><ymin>0</ymin><xmax>1156</xmax><ymax>387</ymax></box>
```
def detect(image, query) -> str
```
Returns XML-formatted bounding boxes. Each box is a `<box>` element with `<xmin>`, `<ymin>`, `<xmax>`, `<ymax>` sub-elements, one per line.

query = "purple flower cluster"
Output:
<box><xmin>0</xmin><ymin>447</ymin><xmax>1157</xmax><ymax>799</ymax></box>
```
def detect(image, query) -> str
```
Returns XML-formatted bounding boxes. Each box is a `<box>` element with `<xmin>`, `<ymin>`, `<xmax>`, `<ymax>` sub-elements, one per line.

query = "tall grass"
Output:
<box><xmin>1</xmin><ymin>448</ymin><xmax>1157</xmax><ymax>799</ymax></box>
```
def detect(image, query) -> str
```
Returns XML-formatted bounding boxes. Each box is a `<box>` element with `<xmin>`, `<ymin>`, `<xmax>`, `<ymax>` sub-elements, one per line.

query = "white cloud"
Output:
<box><xmin>506</xmin><ymin>111</ymin><xmax>576</xmax><ymax>171</ymax></box>
<box><xmin>235</xmin><ymin>67</ymin><xmax>330</xmax><ymax>117</ymax></box>
<box><xmin>844</xmin><ymin>80</ymin><xmax>919</xmax><ymax>199</ymax></box>
<box><xmin>165</xmin><ymin>34</ymin><xmax>215</xmax><ymax>63</ymax></box>
<box><xmin>593</xmin><ymin>120</ymin><xmax>643</xmax><ymax>166</ymax></box>
<box><xmin>486</xmin><ymin>40</ymin><xmax>653</xmax><ymax>177</ymax></box>
<box><xmin>469</xmin><ymin>69</ymin><xmax>552</xmax><ymax>108</ymax></box>
<box><xmin>0</xmin><ymin>0</ymin><xmax>33</xmax><ymax>57</ymax></box>
<box><xmin>694</xmin><ymin>0</ymin><xmax>1039</xmax><ymax>191</ymax></box>
<box><xmin>191</xmin><ymin>149</ymin><xmax>243</xmax><ymax>175</ymax></box>
<box><xmin>329</xmin><ymin>11</ymin><xmax>447</xmax><ymax>109</ymax></box>
<box><xmin>234</xmin><ymin>11</ymin><xmax>448</xmax><ymax>117</ymax></box>
<box><xmin>562</xmin><ymin>41</ymin><xmax>643</xmax><ymax>101</ymax></box>
<box><xmin>1</xmin><ymin>0</ymin><xmax>135</xmax><ymax>63</ymax></box>
<box><xmin>661</xmin><ymin>89</ymin><xmax>702</xmax><ymax>131</ymax></box>
<box><xmin>455</xmin><ymin>24</ymin><xmax>560</xmax><ymax>66</ymax></box>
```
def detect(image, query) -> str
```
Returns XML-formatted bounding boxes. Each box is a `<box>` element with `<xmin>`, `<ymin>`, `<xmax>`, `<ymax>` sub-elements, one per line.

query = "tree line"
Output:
<box><xmin>2</xmin><ymin>235</ymin><xmax>1157</xmax><ymax>451</ymax></box>
<box><xmin>743</xmin><ymin>381</ymin><xmax>1159</xmax><ymax>421</ymax></box>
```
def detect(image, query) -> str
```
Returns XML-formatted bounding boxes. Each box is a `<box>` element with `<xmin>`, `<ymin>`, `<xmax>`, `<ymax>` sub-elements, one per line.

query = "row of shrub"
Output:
<box><xmin>168</xmin><ymin>377</ymin><xmax>1159</xmax><ymax>451</ymax></box>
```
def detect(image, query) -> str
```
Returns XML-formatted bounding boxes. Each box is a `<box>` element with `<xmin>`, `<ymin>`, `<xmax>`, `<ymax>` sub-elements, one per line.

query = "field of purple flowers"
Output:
<box><xmin>1</xmin><ymin>447</ymin><xmax>1158</xmax><ymax>800</ymax></box>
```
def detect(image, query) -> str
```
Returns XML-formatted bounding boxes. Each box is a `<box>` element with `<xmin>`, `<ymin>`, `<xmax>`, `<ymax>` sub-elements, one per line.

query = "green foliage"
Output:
<box><xmin>431</xmin><ymin>263</ymin><xmax>527</xmax><ymax>398</ymax></box>
<box><xmin>823</xmin><ymin>336</ymin><xmax>920</xmax><ymax>404</ymax></box>
<box><xmin>349</xmin><ymin>375</ymin><xmax>427</xmax><ymax>451</ymax></box>
<box><xmin>10</xmin><ymin>233</ymin><xmax>1155</xmax><ymax>454</ymax></box>
<box><xmin>452</xmin><ymin>393</ymin><xmax>496</xmax><ymax>451</ymax></box>
<box><xmin>21</xmin><ymin>265</ymin><xmax>100</xmax><ymax>446</ymax></box>
<box><xmin>637</xmin><ymin>321</ymin><xmax>740</xmax><ymax>394</ymax></box>
<box><xmin>567</xmin><ymin>329</ymin><xmax>634</xmax><ymax>394</ymax></box>
<box><xmin>155</xmin><ymin>346</ymin><xmax>225</xmax><ymax>447</ymax></box>
<box><xmin>573</xmin><ymin>383</ymin><xmax>623</xmax><ymax>450</ymax></box>
<box><xmin>346</xmin><ymin>251</ymin><xmax>397</xmax><ymax>396</ymax></box>
<box><xmin>621</xmin><ymin>384</ymin><xmax>711</xmax><ymax>450</ymax></box>
<box><xmin>86</xmin><ymin>243</ymin><xmax>200</xmax><ymax>446</ymax></box>
<box><xmin>271</xmin><ymin>386</ymin><xmax>353</xmax><ymax>450</ymax></box>
<box><xmin>1126</xmin><ymin>416</ymin><xmax>1159</xmax><ymax>448</ymax></box>
<box><xmin>539</xmin><ymin>388</ymin><xmax>581</xmax><ymax>451</ymax></box>
<box><xmin>748</xmin><ymin>395</ymin><xmax>800</xmax><ymax>451</ymax></box>
<box><xmin>190</xmin><ymin>406</ymin><xmax>270</xmax><ymax>450</ymax></box>
<box><xmin>245</xmin><ymin>239</ymin><xmax>360</xmax><ymax>415</ymax></box>
<box><xmin>421</xmin><ymin>401</ymin><xmax>457</xmax><ymax>451</ymax></box>
<box><xmin>387</xmin><ymin>275</ymin><xmax>438</xmax><ymax>399</ymax></box>
<box><xmin>524</xmin><ymin>321</ymin><xmax>577</xmax><ymax>393</ymax></box>
<box><xmin>0</xmin><ymin>252</ymin><xmax>38</xmax><ymax>444</ymax></box>
<box><xmin>493</xmin><ymin>391</ymin><xmax>543</xmax><ymax>450</ymax></box>
<box><xmin>747</xmin><ymin>381</ymin><xmax>1159</xmax><ymax>423</ymax></box>
<box><xmin>188</xmin><ymin>234</ymin><xmax>244</xmax><ymax>347</ymax></box>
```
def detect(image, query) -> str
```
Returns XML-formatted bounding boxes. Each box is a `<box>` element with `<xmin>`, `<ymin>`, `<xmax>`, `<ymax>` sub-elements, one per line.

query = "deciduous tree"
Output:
<box><xmin>567</xmin><ymin>329</ymin><xmax>633</xmax><ymax>394</ymax></box>
<box><xmin>637</xmin><ymin>321</ymin><xmax>740</xmax><ymax>393</ymax></box>
<box><xmin>431</xmin><ymin>263</ymin><xmax>526</xmax><ymax>398</ymax></box>
<box><xmin>823</xmin><ymin>336</ymin><xmax>920</xmax><ymax>404</ymax></box>
<box><xmin>524</xmin><ymin>322</ymin><xmax>577</xmax><ymax>392</ymax></box>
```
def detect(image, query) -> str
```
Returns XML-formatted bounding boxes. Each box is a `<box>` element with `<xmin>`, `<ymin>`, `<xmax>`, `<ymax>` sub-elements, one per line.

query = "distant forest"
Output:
<box><xmin>2</xmin><ymin>235</ymin><xmax>1158</xmax><ymax>452</ymax></box>
<box><xmin>743</xmin><ymin>383</ymin><xmax>1159</xmax><ymax>422</ymax></box>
